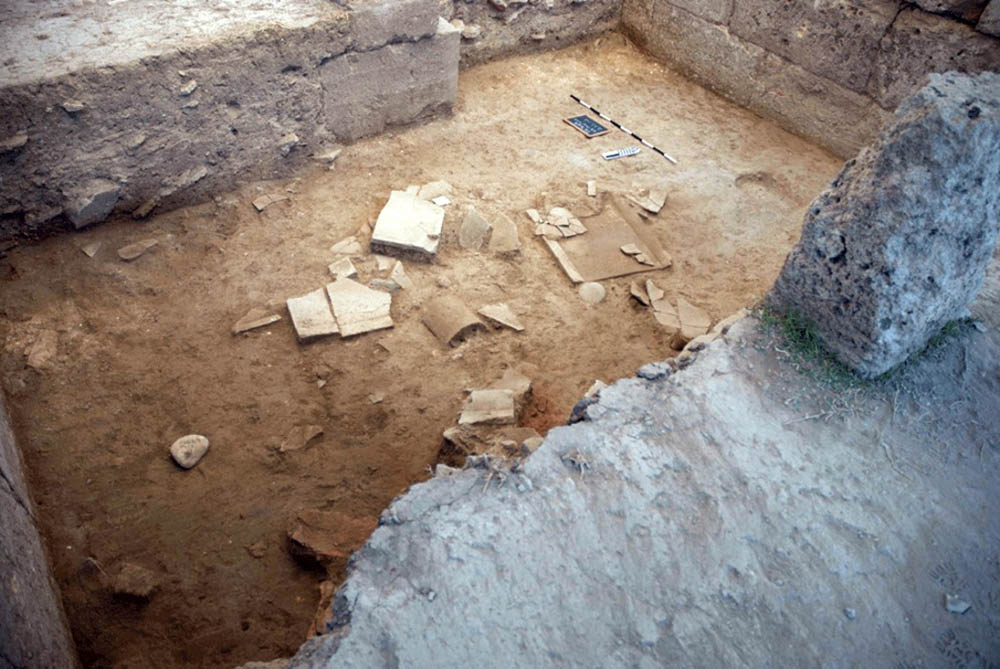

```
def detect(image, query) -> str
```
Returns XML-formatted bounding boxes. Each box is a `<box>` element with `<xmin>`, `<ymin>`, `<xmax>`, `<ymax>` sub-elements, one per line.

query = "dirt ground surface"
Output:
<box><xmin>0</xmin><ymin>36</ymin><xmax>840</xmax><ymax>667</ymax></box>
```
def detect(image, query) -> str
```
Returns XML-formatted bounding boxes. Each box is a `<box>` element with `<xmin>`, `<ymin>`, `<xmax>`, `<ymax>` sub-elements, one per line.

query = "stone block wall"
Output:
<box><xmin>622</xmin><ymin>0</ymin><xmax>1000</xmax><ymax>157</ymax></box>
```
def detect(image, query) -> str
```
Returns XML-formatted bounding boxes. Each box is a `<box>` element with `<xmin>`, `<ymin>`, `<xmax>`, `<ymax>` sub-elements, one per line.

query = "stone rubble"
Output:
<box><xmin>416</xmin><ymin>180</ymin><xmax>453</xmax><ymax>201</ymax></box>
<box><xmin>328</xmin><ymin>257</ymin><xmax>358</xmax><ymax>280</ymax></box>
<box><xmin>232</xmin><ymin>309</ymin><xmax>282</xmax><ymax>335</ymax></box>
<box><xmin>26</xmin><ymin>330</ymin><xmax>58</xmax><ymax>370</ymax></box>
<box><xmin>252</xmin><ymin>193</ymin><xmax>289</xmax><ymax>212</ymax></box>
<box><xmin>458</xmin><ymin>389</ymin><xmax>517</xmax><ymax>426</ymax></box>
<box><xmin>117</xmin><ymin>239</ymin><xmax>158</xmax><ymax>261</ymax></box>
<box><xmin>79</xmin><ymin>241</ymin><xmax>101</xmax><ymax>258</ymax></box>
<box><xmin>287</xmin><ymin>509</ymin><xmax>377</xmax><ymax>568</ymax></box>
<box><xmin>111</xmin><ymin>563</ymin><xmax>160</xmax><ymax>600</ymax></box>
<box><xmin>389</xmin><ymin>261</ymin><xmax>414</xmax><ymax>290</ymax></box>
<box><xmin>488</xmin><ymin>212</ymin><xmax>521</xmax><ymax>255</ymax></box>
<box><xmin>64</xmin><ymin>179</ymin><xmax>120</xmax><ymax>228</ymax></box>
<box><xmin>330</xmin><ymin>236</ymin><xmax>363</xmax><ymax>256</ymax></box>
<box><xmin>459</xmin><ymin>206</ymin><xmax>493</xmax><ymax>250</ymax></box>
<box><xmin>627</xmin><ymin>185</ymin><xmax>668</xmax><ymax>213</ymax></box>
<box><xmin>279</xmin><ymin>425</ymin><xmax>324</xmax><ymax>453</ymax></box>
<box><xmin>478</xmin><ymin>303</ymin><xmax>525</xmax><ymax>331</ymax></box>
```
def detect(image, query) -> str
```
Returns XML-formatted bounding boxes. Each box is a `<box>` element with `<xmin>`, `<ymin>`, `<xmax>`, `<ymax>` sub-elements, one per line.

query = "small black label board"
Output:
<box><xmin>564</xmin><ymin>115</ymin><xmax>609</xmax><ymax>138</ymax></box>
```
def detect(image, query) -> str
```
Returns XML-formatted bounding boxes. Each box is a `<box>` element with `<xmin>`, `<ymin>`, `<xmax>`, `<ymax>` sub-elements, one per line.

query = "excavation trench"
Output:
<box><xmin>2</xmin><ymin>0</ymin><xmax>998</xmax><ymax>666</ymax></box>
<box><xmin>0</xmin><ymin>38</ymin><xmax>843</xmax><ymax>666</ymax></box>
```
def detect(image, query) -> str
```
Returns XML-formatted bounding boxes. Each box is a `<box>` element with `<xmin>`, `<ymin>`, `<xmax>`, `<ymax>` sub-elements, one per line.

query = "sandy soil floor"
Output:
<box><xmin>0</xmin><ymin>36</ymin><xmax>840</xmax><ymax>667</ymax></box>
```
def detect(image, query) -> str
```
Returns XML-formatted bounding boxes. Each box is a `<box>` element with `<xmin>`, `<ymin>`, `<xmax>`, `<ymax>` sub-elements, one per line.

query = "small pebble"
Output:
<box><xmin>945</xmin><ymin>594</ymin><xmax>971</xmax><ymax>614</ymax></box>
<box><xmin>844</xmin><ymin>608</ymin><xmax>856</xmax><ymax>620</ymax></box>
<box><xmin>170</xmin><ymin>434</ymin><xmax>209</xmax><ymax>469</ymax></box>
<box><xmin>579</xmin><ymin>282</ymin><xmax>606</xmax><ymax>304</ymax></box>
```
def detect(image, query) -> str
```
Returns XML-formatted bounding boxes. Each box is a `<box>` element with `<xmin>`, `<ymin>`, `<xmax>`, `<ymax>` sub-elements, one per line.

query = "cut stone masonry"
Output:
<box><xmin>623</xmin><ymin>0</ymin><xmax>1000</xmax><ymax>156</ymax></box>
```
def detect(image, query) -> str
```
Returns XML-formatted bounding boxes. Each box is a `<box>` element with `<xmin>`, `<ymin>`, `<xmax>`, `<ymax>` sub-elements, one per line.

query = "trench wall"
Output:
<box><xmin>0</xmin><ymin>390</ymin><xmax>78</xmax><ymax>668</ymax></box>
<box><xmin>622</xmin><ymin>0</ymin><xmax>1000</xmax><ymax>157</ymax></box>
<box><xmin>0</xmin><ymin>0</ymin><xmax>460</xmax><ymax>240</ymax></box>
<box><xmin>444</xmin><ymin>0</ymin><xmax>622</xmax><ymax>66</ymax></box>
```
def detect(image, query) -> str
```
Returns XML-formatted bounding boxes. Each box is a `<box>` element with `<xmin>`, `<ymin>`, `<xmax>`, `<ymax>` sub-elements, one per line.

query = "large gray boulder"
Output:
<box><xmin>770</xmin><ymin>71</ymin><xmax>1000</xmax><ymax>378</ymax></box>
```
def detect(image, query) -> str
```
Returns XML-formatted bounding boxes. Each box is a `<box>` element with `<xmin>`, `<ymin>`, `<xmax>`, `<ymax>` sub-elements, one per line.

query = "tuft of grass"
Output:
<box><xmin>756</xmin><ymin>304</ymin><xmax>864</xmax><ymax>389</ymax></box>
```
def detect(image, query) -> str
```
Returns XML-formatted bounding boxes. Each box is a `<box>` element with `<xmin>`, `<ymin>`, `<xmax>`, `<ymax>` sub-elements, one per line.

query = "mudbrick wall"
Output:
<box><xmin>622</xmin><ymin>0</ymin><xmax>1000</xmax><ymax>157</ymax></box>
<box><xmin>0</xmin><ymin>391</ymin><xmax>78</xmax><ymax>668</ymax></box>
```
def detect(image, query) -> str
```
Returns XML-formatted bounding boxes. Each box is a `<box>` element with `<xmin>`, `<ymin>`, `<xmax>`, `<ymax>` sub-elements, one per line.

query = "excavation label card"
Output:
<box><xmin>564</xmin><ymin>115</ymin><xmax>609</xmax><ymax>138</ymax></box>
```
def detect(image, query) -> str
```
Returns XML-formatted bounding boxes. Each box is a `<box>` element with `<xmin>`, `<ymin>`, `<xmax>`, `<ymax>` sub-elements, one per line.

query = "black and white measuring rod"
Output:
<box><xmin>569</xmin><ymin>95</ymin><xmax>678</xmax><ymax>165</ymax></box>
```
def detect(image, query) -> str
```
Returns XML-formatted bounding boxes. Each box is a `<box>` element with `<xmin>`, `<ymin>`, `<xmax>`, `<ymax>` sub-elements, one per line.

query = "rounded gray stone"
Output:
<box><xmin>579</xmin><ymin>282</ymin><xmax>606</xmax><ymax>304</ymax></box>
<box><xmin>170</xmin><ymin>434</ymin><xmax>209</xmax><ymax>469</ymax></box>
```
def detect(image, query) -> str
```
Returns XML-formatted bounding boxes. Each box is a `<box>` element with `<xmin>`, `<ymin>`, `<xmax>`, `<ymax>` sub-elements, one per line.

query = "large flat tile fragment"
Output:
<box><xmin>287</xmin><ymin>288</ymin><xmax>338</xmax><ymax>342</ymax></box>
<box><xmin>458</xmin><ymin>389</ymin><xmax>516</xmax><ymax>426</ymax></box>
<box><xmin>370</xmin><ymin>190</ymin><xmax>444</xmax><ymax>261</ymax></box>
<box><xmin>325</xmin><ymin>278</ymin><xmax>393</xmax><ymax>337</ymax></box>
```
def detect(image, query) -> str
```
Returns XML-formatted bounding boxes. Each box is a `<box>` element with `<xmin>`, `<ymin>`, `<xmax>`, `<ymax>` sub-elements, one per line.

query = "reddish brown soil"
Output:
<box><xmin>0</xmin><ymin>36</ymin><xmax>839</xmax><ymax>667</ymax></box>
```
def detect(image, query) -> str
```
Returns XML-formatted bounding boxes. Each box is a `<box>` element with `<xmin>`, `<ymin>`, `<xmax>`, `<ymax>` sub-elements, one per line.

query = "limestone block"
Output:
<box><xmin>728</xmin><ymin>0</ymin><xmax>898</xmax><ymax>93</ymax></box>
<box><xmin>662</xmin><ymin>0</ymin><xmax>733</xmax><ymax>23</ymax></box>
<box><xmin>868</xmin><ymin>8</ymin><xmax>1000</xmax><ymax>110</ymax></box>
<box><xmin>749</xmin><ymin>52</ymin><xmax>892</xmax><ymax>157</ymax></box>
<box><xmin>912</xmin><ymin>0</ymin><xmax>989</xmax><ymax>23</ymax></box>
<box><xmin>348</xmin><ymin>0</ymin><xmax>441</xmax><ymax>50</ymax></box>
<box><xmin>622</xmin><ymin>1</ymin><xmax>765</xmax><ymax>107</ymax></box>
<box><xmin>319</xmin><ymin>20</ymin><xmax>460</xmax><ymax>142</ymax></box>
<box><xmin>770</xmin><ymin>72</ymin><xmax>1000</xmax><ymax>377</ymax></box>
<box><xmin>979</xmin><ymin>0</ymin><xmax>1000</xmax><ymax>35</ymax></box>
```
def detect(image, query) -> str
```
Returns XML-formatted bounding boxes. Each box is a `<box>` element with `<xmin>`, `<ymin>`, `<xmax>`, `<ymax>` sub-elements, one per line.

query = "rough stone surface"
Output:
<box><xmin>770</xmin><ymin>72</ymin><xmax>1000</xmax><ymax>377</ymax></box>
<box><xmin>0</xmin><ymin>0</ymin><xmax>459</xmax><ymax>239</ymax></box>
<box><xmin>487</xmin><ymin>212</ymin><xmax>521</xmax><ymax>256</ymax></box>
<box><xmin>980</xmin><ymin>0</ymin><xmax>1000</xmax><ymax>35</ymax></box>
<box><xmin>63</xmin><ymin>179</ymin><xmax>120</xmax><ymax>229</ymax></box>
<box><xmin>750</xmin><ymin>53</ymin><xmax>892</xmax><ymax>159</ymax></box>
<box><xmin>729</xmin><ymin>0</ymin><xmax>899</xmax><ymax>94</ymax></box>
<box><xmin>623</xmin><ymin>0</ymin><xmax>1000</xmax><ymax>157</ymax></box>
<box><xmin>459</xmin><ymin>206</ymin><xmax>492</xmax><ymax>250</ymax></box>
<box><xmin>912</xmin><ymin>0</ymin><xmax>989</xmax><ymax>22</ymax></box>
<box><xmin>287</xmin><ymin>311</ymin><xmax>1000</xmax><ymax>667</ymax></box>
<box><xmin>636</xmin><ymin>361</ymin><xmax>671</xmax><ymax>380</ymax></box>
<box><xmin>0</xmin><ymin>393</ymin><xmax>78</xmax><ymax>667</ymax></box>
<box><xmin>868</xmin><ymin>8</ymin><xmax>1000</xmax><ymax>110</ymax></box>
